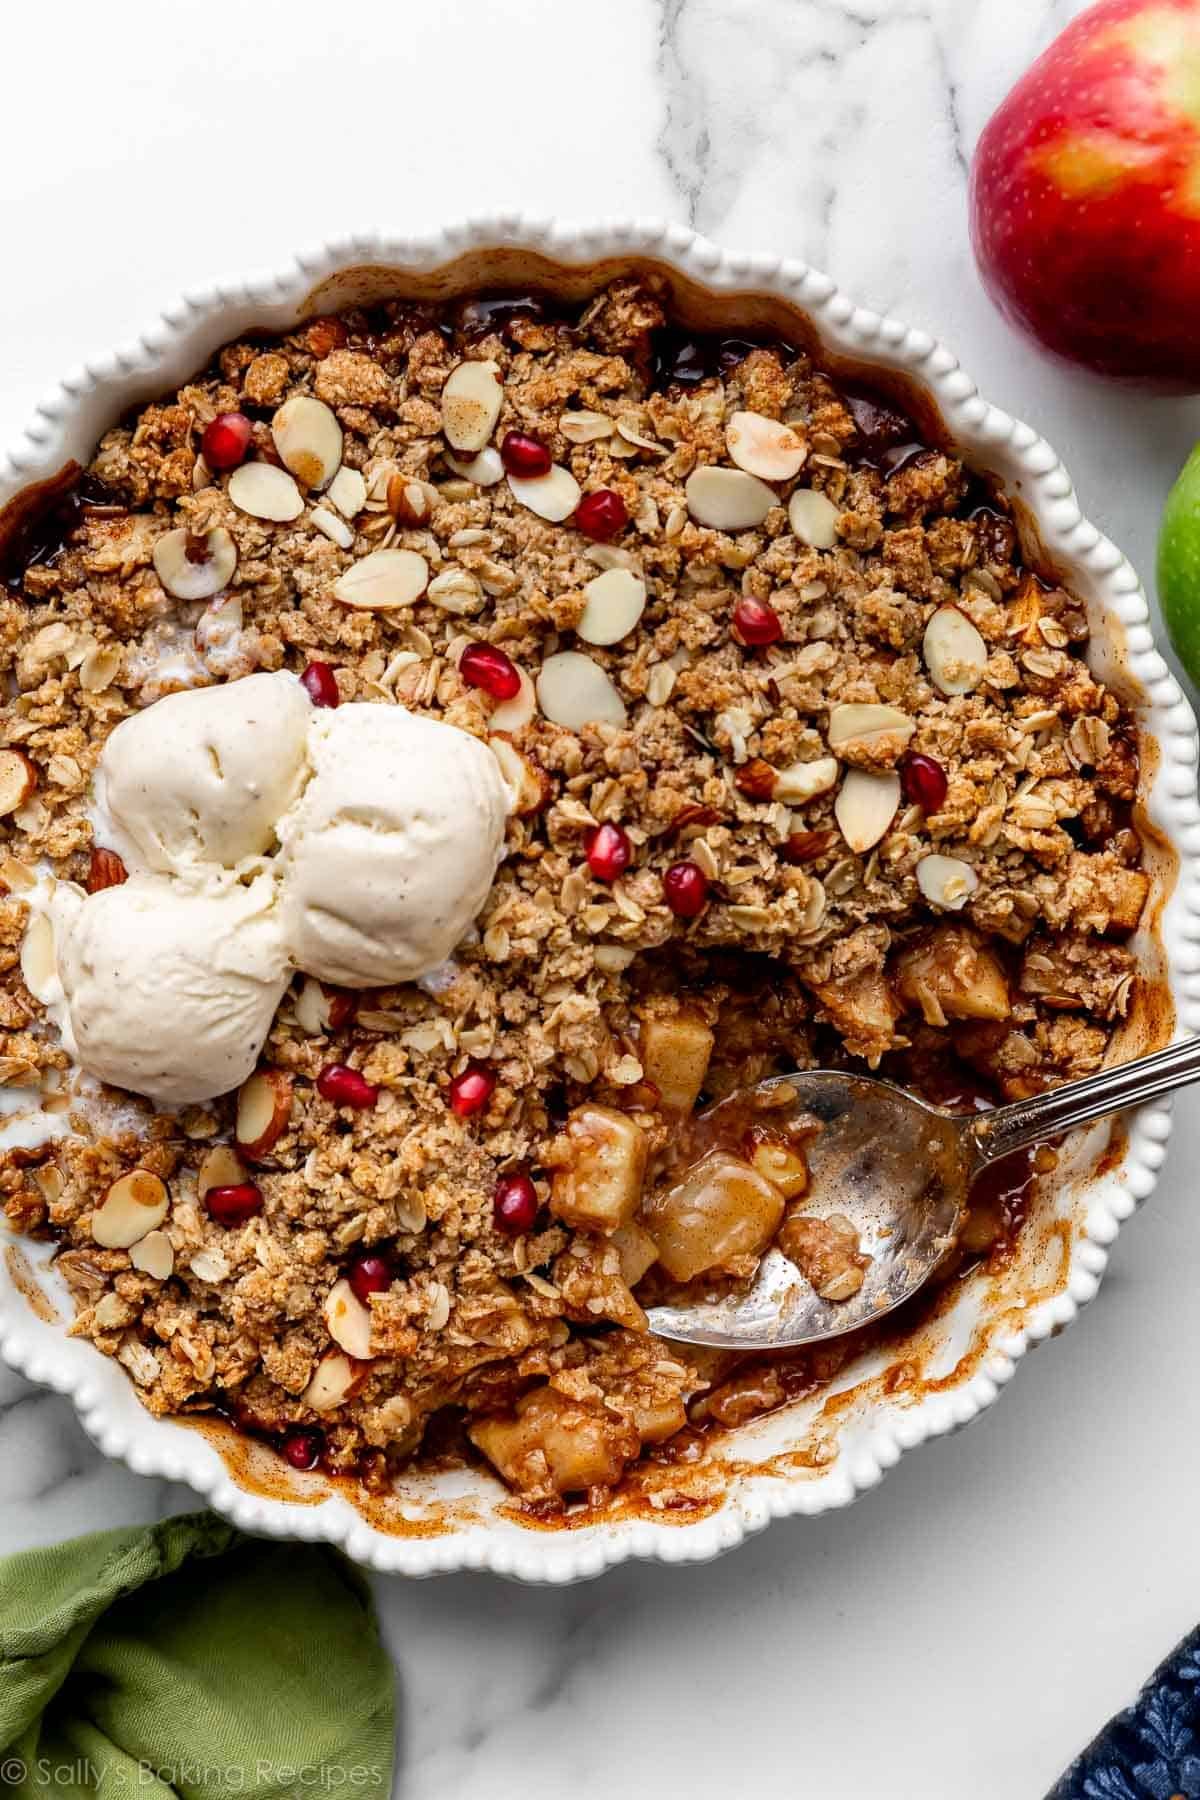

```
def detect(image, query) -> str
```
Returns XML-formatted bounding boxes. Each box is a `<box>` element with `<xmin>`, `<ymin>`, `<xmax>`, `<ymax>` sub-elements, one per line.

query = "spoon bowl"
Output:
<box><xmin>645</xmin><ymin>1072</ymin><xmax>973</xmax><ymax>1351</ymax></box>
<box><xmin>646</xmin><ymin>1035</ymin><xmax>1200</xmax><ymax>1352</ymax></box>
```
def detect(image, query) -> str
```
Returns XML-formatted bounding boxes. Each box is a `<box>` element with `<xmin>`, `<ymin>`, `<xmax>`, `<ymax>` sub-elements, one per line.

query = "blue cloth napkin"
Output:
<box><xmin>1050</xmin><ymin>1626</ymin><xmax>1200</xmax><ymax>1798</ymax></box>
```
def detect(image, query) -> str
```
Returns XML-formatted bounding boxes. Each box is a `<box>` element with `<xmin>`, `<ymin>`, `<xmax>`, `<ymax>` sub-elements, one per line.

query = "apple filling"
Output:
<box><xmin>0</xmin><ymin>277</ymin><xmax>1155</xmax><ymax>1512</ymax></box>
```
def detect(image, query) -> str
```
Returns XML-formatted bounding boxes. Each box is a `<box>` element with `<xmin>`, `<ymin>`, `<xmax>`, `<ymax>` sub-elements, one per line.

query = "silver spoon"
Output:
<box><xmin>645</xmin><ymin>1034</ymin><xmax>1200</xmax><ymax>1351</ymax></box>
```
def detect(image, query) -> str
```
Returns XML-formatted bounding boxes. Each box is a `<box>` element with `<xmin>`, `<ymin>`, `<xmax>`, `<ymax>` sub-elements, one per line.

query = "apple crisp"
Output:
<box><xmin>0</xmin><ymin>278</ymin><xmax>1151</xmax><ymax>1508</ymax></box>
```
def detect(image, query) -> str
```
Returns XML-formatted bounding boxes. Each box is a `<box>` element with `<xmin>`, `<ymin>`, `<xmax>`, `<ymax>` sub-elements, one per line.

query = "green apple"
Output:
<box><xmin>1158</xmin><ymin>445</ymin><xmax>1200</xmax><ymax>686</ymax></box>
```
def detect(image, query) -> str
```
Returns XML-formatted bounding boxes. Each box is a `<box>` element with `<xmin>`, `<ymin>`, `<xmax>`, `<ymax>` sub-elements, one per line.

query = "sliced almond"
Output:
<box><xmin>327</xmin><ymin>465</ymin><xmax>366</xmax><ymax>518</ymax></box>
<box><xmin>88</xmin><ymin>847</ymin><xmax>128</xmax><ymax>893</ymax></box>
<box><xmin>79</xmin><ymin>643</ymin><xmax>122</xmax><ymax>693</ymax></box>
<box><xmin>0</xmin><ymin>750</ymin><xmax>37</xmax><ymax>817</ymax></box>
<box><xmin>427</xmin><ymin>567</ymin><xmax>483</xmax><ymax>615</ymax></box>
<box><xmin>20</xmin><ymin>913</ymin><xmax>56</xmax><ymax>1001</ymax></box>
<box><xmin>303</xmin><ymin>1350</ymin><xmax>360</xmax><ymax>1411</ymax></box>
<box><xmin>189</xmin><ymin>1247</ymin><xmax>229</xmax><ymax>1284</ymax></box>
<box><xmin>324</xmin><ymin>1277</ymin><xmax>373</xmax><ymax>1359</ymax></box>
<box><xmin>272</xmin><ymin>395</ymin><xmax>343</xmax><ymax>490</ymax></box>
<box><xmin>489</xmin><ymin>736</ymin><xmax>551</xmax><ymax>815</ymax></box>
<box><xmin>293</xmin><ymin>977</ymin><xmax>356</xmax><ymax>1036</ymax></box>
<box><xmin>560</xmin><ymin>409</ymin><xmax>614</xmax><ymax>444</ymax></box>
<box><xmin>617</xmin><ymin>417</ymin><xmax>664</xmax><ymax>454</ymax></box>
<box><xmin>235</xmin><ymin>1069</ymin><xmax>292</xmax><ymax>1161</ymax></box>
<box><xmin>685</xmin><ymin>466</ymin><xmax>776</xmax><ymax>531</ymax></box>
<box><xmin>228</xmin><ymin>462</ymin><xmax>304</xmax><ymax>522</ymax></box>
<box><xmin>33</xmin><ymin>1162</ymin><xmax>63</xmax><ymax>1202</ymax></box>
<box><xmin>576</xmin><ymin>568</ymin><xmax>647</xmax><ymax>646</ymax></box>
<box><xmin>646</xmin><ymin>663</ymin><xmax>677</xmax><ymax>707</ymax></box>
<box><xmin>916</xmin><ymin>853</ymin><xmax>979</xmax><ymax>911</ymax></box>
<box><xmin>92</xmin><ymin>1169</ymin><xmax>169</xmax><ymax>1249</ymax></box>
<box><xmin>30</xmin><ymin>621</ymin><xmax>74</xmax><ymax>662</ymax></box>
<box><xmin>130</xmin><ymin>1230</ymin><xmax>174</xmax><ymax>1280</ymax></box>
<box><xmin>94</xmin><ymin>1293</ymin><xmax>127</xmax><ymax>1329</ymax></box>
<box><xmin>595</xmin><ymin>943</ymin><xmax>637</xmax><ymax>972</ymax></box>
<box><xmin>536</xmin><ymin>652</ymin><xmax>627</xmax><ymax>731</ymax></box>
<box><xmin>386</xmin><ymin>474</ymin><xmax>435</xmax><ymax>526</ymax></box>
<box><xmin>788</xmin><ymin>488</ymin><xmax>841</xmax><ymax>549</ymax></box>
<box><xmin>442</xmin><ymin>359</ymin><xmax>503</xmax><ymax>453</ymax></box>
<box><xmin>827</xmin><ymin>703</ymin><xmax>915</xmax><ymax>765</ymax></box>
<box><xmin>834</xmin><ymin>769</ymin><xmax>900</xmax><ymax>854</ymax></box>
<box><xmin>310</xmin><ymin>505</ymin><xmax>354</xmax><ymax>549</ymax></box>
<box><xmin>198</xmin><ymin>1144</ymin><xmax>248</xmax><ymax>1198</ymax></box>
<box><xmin>606</xmin><ymin>431</ymin><xmax>639</xmax><ymax>462</ymax></box>
<box><xmin>488</xmin><ymin>667</ymin><xmax>537</xmax><ymax>733</ymax></box>
<box><xmin>726</xmin><ymin>411</ymin><xmax>807</xmax><ymax>481</ymax></box>
<box><xmin>508</xmin><ymin>464</ymin><xmax>582</xmax><ymax>523</ymax></box>
<box><xmin>152</xmin><ymin>527</ymin><xmax>238</xmax><ymax>602</ymax></box>
<box><xmin>735</xmin><ymin>759</ymin><xmax>777</xmax><ymax>802</ymax></box>
<box><xmin>1</xmin><ymin>855</ymin><xmax>36</xmax><ymax>893</ymax></box>
<box><xmin>924</xmin><ymin>605</ymin><xmax>988</xmax><ymax>696</ymax></box>
<box><xmin>444</xmin><ymin>447</ymin><xmax>504</xmax><ymax>486</ymax></box>
<box><xmin>773</xmin><ymin>756</ymin><xmax>840</xmax><ymax>804</ymax></box>
<box><xmin>333</xmin><ymin>548</ymin><xmax>429</xmax><ymax>610</ymax></box>
<box><xmin>584</xmin><ymin>544</ymin><xmax>642</xmax><ymax>575</ymax></box>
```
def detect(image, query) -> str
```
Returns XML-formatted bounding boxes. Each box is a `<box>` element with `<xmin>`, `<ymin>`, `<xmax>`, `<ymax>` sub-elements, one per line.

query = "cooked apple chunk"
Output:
<box><xmin>744</xmin><ymin>1128</ymin><xmax>810</xmax><ymax>1200</ymax></box>
<box><xmin>469</xmin><ymin>1386</ymin><xmax>639</xmax><ymax>1497</ymax></box>
<box><xmin>548</xmin><ymin>1105</ymin><xmax>648</xmax><ymax>1233</ymax></box>
<box><xmin>624</xmin><ymin>1391</ymin><xmax>688</xmax><ymax>1445</ymax></box>
<box><xmin>611</xmin><ymin>1220</ymin><xmax>659</xmax><ymax>1286</ymax></box>
<box><xmin>894</xmin><ymin>923</ymin><xmax>1011</xmax><ymax>1026</ymax></box>
<box><xmin>643</xmin><ymin>1149</ymin><xmax>785</xmax><ymax>1282</ymax></box>
<box><xmin>639</xmin><ymin>1010</ymin><xmax>715</xmax><ymax>1112</ymax></box>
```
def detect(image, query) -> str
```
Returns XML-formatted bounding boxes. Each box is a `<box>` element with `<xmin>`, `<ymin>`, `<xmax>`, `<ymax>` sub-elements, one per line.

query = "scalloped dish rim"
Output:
<box><xmin>1</xmin><ymin>216</ymin><xmax>1198</xmax><ymax>1584</ymax></box>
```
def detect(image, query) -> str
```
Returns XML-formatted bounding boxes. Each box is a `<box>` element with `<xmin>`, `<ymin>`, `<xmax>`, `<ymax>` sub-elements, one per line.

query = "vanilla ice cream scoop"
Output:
<box><xmin>100</xmin><ymin>671</ymin><xmax>311</xmax><ymax>873</ymax></box>
<box><xmin>275</xmin><ymin>703</ymin><xmax>510</xmax><ymax>987</ymax></box>
<box><xmin>52</xmin><ymin>869</ymin><xmax>290</xmax><ymax>1106</ymax></box>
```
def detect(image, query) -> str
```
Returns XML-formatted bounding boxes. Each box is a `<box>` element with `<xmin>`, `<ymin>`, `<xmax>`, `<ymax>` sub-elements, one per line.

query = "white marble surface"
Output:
<box><xmin>3</xmin><ymin>1</ymin><xmax>1200</xmax><ymax>1795</ymax></box>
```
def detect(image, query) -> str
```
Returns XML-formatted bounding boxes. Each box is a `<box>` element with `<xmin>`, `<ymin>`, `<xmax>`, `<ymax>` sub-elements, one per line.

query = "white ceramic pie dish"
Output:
<box><xmin>1</xmin><ymin>216</ymin><xmax>1198</xmax><ymax>1584</ymax></box>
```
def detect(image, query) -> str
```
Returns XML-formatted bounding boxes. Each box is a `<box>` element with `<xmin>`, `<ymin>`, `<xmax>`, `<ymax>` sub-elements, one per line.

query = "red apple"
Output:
<box><xmin>971</xmin><ymin>0</ymin><xmax>1200</xmax><ymax>385</ymax></box>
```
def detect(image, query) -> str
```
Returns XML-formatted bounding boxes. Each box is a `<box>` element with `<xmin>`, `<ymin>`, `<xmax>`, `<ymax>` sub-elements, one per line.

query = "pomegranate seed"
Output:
<box><xmin>448</xmin><ymin>1065</ymin><xmax>496</xmax><ymax>1118</ymax></box>
<box><xmin>317</xmin><ymin>1064</ymin><xmax>379</xmax><ymax>1109</ymax></box>
<box><xmin>205</xmin><ymin>1182</ymin><xmax>264</xmax><ymax>1226</ymax></box>
<box><xmin>281</xmin><ymin>1428</ymin><xmax>323</xmax><ymax>1471</ymax></box>
<box><xmin>201</xmin><ymin>411</ymin><xmax>252</xmax><ymax>471</ymax></box>
<box><xmin>901</xmin><ymin>753</ymin><xmax>949</xmax><ymax>814</ymax></box>
<box><xmin>585</xmin><ymin>822</ymin><xmax>632</xmax><ymax>883</ymax></box>
<box><xmin>301</xmin><ymin>660</ymin><xmax>340</xmax><ymax>708</ymax></box>
<box><xmin>732</xmin><ymin>597</ymin><xmax>783</xmax><ymax>647</ymax></box>
<box><xmin>460</xmin><ymin>642</ymin><xmax>521</xmax><ymax>701</ymax></box>
<box><xmin>663</xmin><ymin>860</ymin><xmax>709</xmax><ymax>919</ymax></box>
<box><xmin>493</xmin><ymin>1172</ymin><xmax>539</xmax><ymax>1236</ymax></box>
<box><xmin>500</xmin><ymin>431</ymin><xmax>551</xmax><ymax>478</ymax></box>
<box><xmin>348</xmin><ymin>1253</ymin><xmax>392</xmax><ymax>1304</ymax></box>
<box><xmin>575</xmin><ymin>489</ymin><xmax>628</xmax><ymax>542</ymax></box>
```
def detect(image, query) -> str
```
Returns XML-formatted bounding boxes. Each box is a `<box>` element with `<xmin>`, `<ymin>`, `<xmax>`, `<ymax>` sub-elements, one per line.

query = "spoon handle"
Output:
<box><xmin>968</xmin><ymin>1033</ymin><xmax>1200</xmax><ymax>1164</ymax></box>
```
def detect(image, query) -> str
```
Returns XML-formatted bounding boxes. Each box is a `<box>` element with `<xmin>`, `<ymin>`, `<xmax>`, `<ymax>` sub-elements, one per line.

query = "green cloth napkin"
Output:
<box><xmin>0</xmin><ymin>1512</ymin><xmax>394</xmax><ymax>1799</ymax></box>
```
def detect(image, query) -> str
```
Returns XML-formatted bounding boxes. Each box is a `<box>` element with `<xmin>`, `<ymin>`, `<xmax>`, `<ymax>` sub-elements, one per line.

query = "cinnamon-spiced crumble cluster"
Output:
<box><xmin>0</xmin><ymin>279</ymin><xmax>1149</xmax><ymax>1506</ymax></box>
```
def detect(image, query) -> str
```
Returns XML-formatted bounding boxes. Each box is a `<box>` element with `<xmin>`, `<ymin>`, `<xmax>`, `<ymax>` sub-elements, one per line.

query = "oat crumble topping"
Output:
<box><xmin>0</xmin><ymin>278</ymin><xmax>1152</xmax><ymax>1508</ymax></box>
